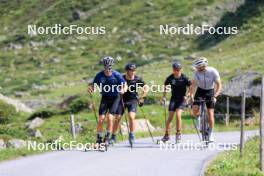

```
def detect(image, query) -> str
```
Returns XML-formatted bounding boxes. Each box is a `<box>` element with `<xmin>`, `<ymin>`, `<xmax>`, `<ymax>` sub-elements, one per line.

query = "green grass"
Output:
<box><xmin>0</xmin><ymin>148</ymin><xmax>44</xmax><ymax>162</ymax></box>
<box><xmin>206</xmin><ymin>136</ymin><xmax>263</xmax><ymax>176</ymax></box>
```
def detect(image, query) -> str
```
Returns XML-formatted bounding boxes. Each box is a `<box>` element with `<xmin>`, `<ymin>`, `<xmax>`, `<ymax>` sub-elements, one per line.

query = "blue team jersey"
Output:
<box><xmin>93</xmin><ymin>70</ymin><xmax>126</xmax><ymax>96</ymax></box>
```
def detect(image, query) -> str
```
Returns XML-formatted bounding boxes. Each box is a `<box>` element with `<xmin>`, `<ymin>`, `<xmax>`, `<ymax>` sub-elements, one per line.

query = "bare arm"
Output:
<box><xmin>189</xmin><ymin>80</ymin><xmax>197</xmax><ymax>99</ymax></box>
<box><xmin>214</xmin><ymin>79</ymin><xmax>222</xmax><ymax>97</ymax></box>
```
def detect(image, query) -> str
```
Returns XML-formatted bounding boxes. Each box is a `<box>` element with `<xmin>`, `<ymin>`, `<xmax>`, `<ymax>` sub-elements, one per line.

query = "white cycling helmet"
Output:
<box><xmin>193</xmin><ymin>57</ymin><xmax>208</xmax><ymax>68</ymax></box>
<box><xmin>102</xmin><ymin>56</ymin><xmax>114</xmax><ymax>67</ymax></box>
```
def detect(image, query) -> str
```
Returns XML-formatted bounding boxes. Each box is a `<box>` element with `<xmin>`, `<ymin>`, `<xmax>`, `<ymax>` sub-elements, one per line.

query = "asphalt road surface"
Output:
<box><xmin>0</xmin><ymin>130</ymin><xmax>258</xmax><ymax>176</ymax></box>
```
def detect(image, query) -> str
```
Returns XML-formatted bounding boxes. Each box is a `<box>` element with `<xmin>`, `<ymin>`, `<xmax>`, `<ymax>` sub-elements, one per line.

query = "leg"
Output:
<box><xmin>106</xmin><ymin>113</ymin><xmax>114</xmax><ymax>134</ymax></box>
<box><xmin>175</xmin><ymin>109</ymin><xmax>183</xmax><ymax>133</ymax></box>
<box><xmin>192</xmin><ymin>105</ymin><xmax>200</xmax><ymax>118</ymax></box>
<box><xmin>207</xmin><ymin>108</ymin><xmax>215</xmax><ymax>129</ymax></box>
<box><xmin>128</xmin><ymin>112</ymin><xmax>136</xmax><ymax>133</ymax></box>
<box><xmin>112</xmin><ymin>115</ymin><xmax>122</xmax><ymax>135</ymax></box>
<box><xmin>97</xmin><ymin>115</ymin><xmax>105</xmax><ymax>133</ymax></box>
<box><xmin>165</xmin><ymin>111</ymin><xmax>175</xmax><ymax>135</ymax></box>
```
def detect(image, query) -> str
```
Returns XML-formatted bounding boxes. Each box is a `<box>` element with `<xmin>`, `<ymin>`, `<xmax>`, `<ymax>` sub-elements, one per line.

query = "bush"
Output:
<box><xmin>28</xmin><ymin>108</ymin><xmax>61</xmax><ymax>120</ymax></box>
<box><xmin>69</xmin><ymin>96</ymin><xmax>89</xmax><ymax>113</ymax></box>
<box><xmin>0</xmin><ymin>100</ymin><xmax>17</xmax><ymax>124</ymax></box>
<box><xmin>0</xmin><ymin>126</ymin><xmax>27</xmax><ymax>139</ymax></box>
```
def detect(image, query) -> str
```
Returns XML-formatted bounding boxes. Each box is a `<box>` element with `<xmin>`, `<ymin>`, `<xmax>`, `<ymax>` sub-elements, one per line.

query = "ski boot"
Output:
<box><xmin>128</xmin><ymin>133</ymin><xmax>135</xmax><ymax>147</ymax></box>
<box><xmin>109</xmin><ymin>134</ymin><xmax>116</xmax><ymax>146</ymax></box>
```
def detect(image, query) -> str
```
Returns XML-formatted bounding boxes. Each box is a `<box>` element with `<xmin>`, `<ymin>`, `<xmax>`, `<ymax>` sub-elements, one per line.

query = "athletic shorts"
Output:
<box><xmin>118</xmin><ymin>99</ymin><xmax>138</xmax><ymax>115</ymax></box>
<box><xmin>169</xmin><ymin>97</ymin><xmax>185</xmax><ymax>111</ymax></box>
<box><xmin>99</xmin><ymin>95</ymin><xmax>122</xmax><ymax>115</ymax></box>
<box><xmin>193</xmin><ymin>87</ymin><xmax>215</xmax><ymax>109</ymax></box>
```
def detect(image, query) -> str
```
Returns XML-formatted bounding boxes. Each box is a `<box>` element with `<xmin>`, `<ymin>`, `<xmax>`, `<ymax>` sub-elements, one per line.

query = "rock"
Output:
<box><xmin>222</xmin><ymin>72</ymin><xmax>262</xmax><ymax>97</ymax></box>
<box><xmin>121</xmin><ymin>119</ymin><xmax>155</xmax><ymax>133</ymax></box>
<box><xmin>116</xmin><ymin>55</ymin><xmax>122</xmax><ymax>61</ymax></box>
<box><xmin>75</xmin><ymin>123</ymin><xmax>83</xmax><ymax>134</ymax></box>
<box><xmin>29</xmin><ymin>129</ymin><xmax>43</xmax><ymax>138</ymax></box>
<box><xmin>184</xmin><ymin>55</ymin><xmax>196</xmax><ymax>60</ymax></box>
<box><xmin>215</xmin><ymin>5</ymin><xmax>223</xmax><ymax>10</ymax></box>
<box><xmin>54</xmin><ymin>135</ymin><xmax>64</xmax><ymax>143</ymax></box>
<box><xmin>112</xmin><ymin>27</ymin><xmax>118</xmax><ymax>34</ymax></box>
<box><xmin>49</xmin><ymin>57</ymin><xmax>60</xmax><ymax>63</ymax></box>
<box><xmin>7</xmin><ymin>139</ymin><xmax>26</xmax><ymax>149</ymax></box>
<box><xmin>14</xmin><ymin>91</ymin><xmax>25</xmax><ymax>98</ymax></box>
<box><xmin>245</xmin><ymin>117</ymin><xmax>256</xmax><ymax>126</ymax></box>
<box><xmin>182</xmin><ymin>16</ymin><xmax>193</xmax><ymax>23</ymax></box>
<box><xmin>0</xmin><ymin>93</ymin><xmax>33</xmax><ymax>113</ymax></box>
<box><xmin>171</xmin><ymin>55</ymin><xmax>184</xmax><ymax>62</ymax></box>
<box><xmin>57</xmin><ymin>95</ymin><xmax>78</xmax><ymax>109</ymax></box>
<box><xmin>7</xmin><ymin>43</ymin><xmax>23</xmax><ymax>50</ymax></box>
<box><xmin>72</xmin><ymin>10</ymin><xmax>82</xmax><ymax>20</ymax></box>
<box><xmin>145</xmin><ymin>1</ymin><xmax>154</xmax><ymax>7</ymax></box>
<box><xmin>158</xmin><ymin>54</ymin><xmax>167</xmax><ymax>60</ymax></box>
<box><xmin>0</xmin><ymin>139</ymin><xmax>6</xmax><ymax>149</ymax></box>
<box><xmin>26</xmin><ymin>117</ymin><xmax>44</xmax><ymax>129</ymax></box>
<box><xmin>15</xmin><ymin>35</ymin><xmax>25</xmax><ymax>42</ymax></box>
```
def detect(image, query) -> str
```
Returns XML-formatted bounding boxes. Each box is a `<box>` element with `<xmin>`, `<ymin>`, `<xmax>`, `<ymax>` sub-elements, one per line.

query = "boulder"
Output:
<box><xmin>26</xmin><ymin>117</ymin><xmax>44</xmax><ymax>129</ymax></box>
<box><xmin>0</xmin><ymin>139</ymin><xmax>6</xmax><ymax>150</ymax></box>
<box><xmin>7</xmin><ymin>139</ymin><xmax>27</xmax><ymax>149</ymax></box>
<box><xmin>29</xmin><ymin>129</ymin><xmax>43</xmax><ymax>138</ymax></box>
<box><xmin>0</xmin><ymin>93</ymin><xmax>33</xmax><ymax>113</ymax></box>
<box><xmin>245</xmin><ymin>117</ymin><xmax>256</xmax><ymax>126</ymax></box>
<box><xmin>184</xmin><ymin>55</ymin><xmax>196</xmax><ymax>60</ymax></box>
<box><xmin>121</xmin><ymin>119</ymin><xmax>155</xmax><ymax>133</ymax></box>
<box><xmin>57</xmin><ymin>95</ymin><xmax>78</xmax><ymax>109</ymax></box>
<box><xmin>216</xmin><ymin>72</ymin><xmax>261</xmax><ymax>116</ymax></box>
<box><xmin>222</xmin><ymin>72</ymin><xmax>261</xmax><ymax>97</ymax></box>
<box><xmin>75</xmin><ymin>123</ymin><xmax>83</xmax><ymax>134</ymax></box>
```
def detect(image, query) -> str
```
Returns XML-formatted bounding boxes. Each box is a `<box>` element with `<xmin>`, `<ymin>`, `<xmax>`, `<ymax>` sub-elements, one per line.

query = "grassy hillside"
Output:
<box><xmin>0</xmin><ymin>0</ymin><xmax>263</xmax><ymax>101</ymax></box>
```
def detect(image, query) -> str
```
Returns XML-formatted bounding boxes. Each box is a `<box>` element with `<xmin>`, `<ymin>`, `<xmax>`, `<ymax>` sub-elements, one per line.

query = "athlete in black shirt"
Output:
<box><xmin>161</xmin><ymin>62</ymin><xmax>191</xmax><ymax>143</ymax></box>
<box><xmin>111</xmin><ymin>63</ymin><xmax>148</xmax><ymax>144</ymax></box>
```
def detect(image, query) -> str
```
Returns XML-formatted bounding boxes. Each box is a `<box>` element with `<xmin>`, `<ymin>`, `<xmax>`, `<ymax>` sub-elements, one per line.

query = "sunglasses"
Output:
<box><xmin>173</xmin><ymin>69</ymin><xmax>181</xmax><ymax>72</ymax></box>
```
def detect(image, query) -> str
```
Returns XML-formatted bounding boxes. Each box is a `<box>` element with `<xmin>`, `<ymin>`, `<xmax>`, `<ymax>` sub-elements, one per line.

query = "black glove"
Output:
<box><xmin>138</xmin><ymin>98</ymin><xmax>144</xmax><ymax>107</ymax></box>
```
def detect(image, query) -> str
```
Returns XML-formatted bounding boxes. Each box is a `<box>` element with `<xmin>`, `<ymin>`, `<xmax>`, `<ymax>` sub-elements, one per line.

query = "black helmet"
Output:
<box><xmin>125</xmin><ymin>63</ymin><xmax>137</xmax><ymax>71</ymax></box>
<box><xmin>172</xmin><ymin>62</ymin><xmax>182</xmax><ymax>69</ymax></box>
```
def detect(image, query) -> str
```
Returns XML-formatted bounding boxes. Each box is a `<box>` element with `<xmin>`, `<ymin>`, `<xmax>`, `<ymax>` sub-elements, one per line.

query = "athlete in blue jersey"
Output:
<box><xmin>88</xmin><ymin>56</ymin><xmax>127</xmax><ymax>145</ymax></box>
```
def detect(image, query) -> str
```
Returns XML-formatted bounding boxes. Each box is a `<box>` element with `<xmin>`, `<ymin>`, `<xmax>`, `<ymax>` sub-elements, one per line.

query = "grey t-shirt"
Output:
<box><xmin>193</xmin><ymin>67</ymin><xmax>220</xmax><ymax>90</ymax></box>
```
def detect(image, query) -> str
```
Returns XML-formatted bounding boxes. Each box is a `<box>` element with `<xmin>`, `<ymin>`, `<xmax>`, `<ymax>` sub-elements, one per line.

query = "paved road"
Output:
<box><xmin>0</xmin><ymin>131</ymin><xmax>258</xmax><ymax>176</ymax></box>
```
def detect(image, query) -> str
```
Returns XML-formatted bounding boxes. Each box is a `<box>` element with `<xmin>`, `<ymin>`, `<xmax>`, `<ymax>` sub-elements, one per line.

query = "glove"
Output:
<box><xmin>161</xmin><ymin>97</ymin><xmax>166</xmax><ymax>106</ymax></box>
<box><xmin>139</xmin><ymin>97</ymin><xmax>144</xmax><ymax>107</ymax></box>
<box><xmin>213</xmin><ymin>97</ymin><xmax>217</xmax><ymax>103</ymax></box>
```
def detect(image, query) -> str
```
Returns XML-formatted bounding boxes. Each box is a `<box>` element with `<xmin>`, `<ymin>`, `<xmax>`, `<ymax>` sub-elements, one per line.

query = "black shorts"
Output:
<box><xmin>193</xmin><ymin>87</ymin><xmax>215</xmax><ymax>109</ymax></box>
<box><xmin>99</xmin><ymin>95</ymin><xmax>122</xmax><ymax>115</ymax></box>
<box><xmin>169</xmin><ymin>97</ymin><xmax>185</xmax><ymax>111</ymax></box>
<box><xmin>119</xmin><ymin>99</ymin><xmax>138</xmax><ymax>115</ymax></box>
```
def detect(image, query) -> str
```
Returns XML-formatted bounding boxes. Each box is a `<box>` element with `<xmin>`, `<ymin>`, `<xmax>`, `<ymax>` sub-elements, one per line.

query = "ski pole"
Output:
<box><xmin>121</xmin><ymin>96</ymin><xmax>133</xmax><ymax>149</ymax></box>
<box><xmin>89</xmin><ymin>94</ymin><xmax>98</xmax><ymax>124</ymax></box>
<box><xmin>163</xmin><ymin>99</ymin><xmax>167</xmax><ymax>129</ymax></box>
<box><xmin>139</xmin><ymin>106</ymin><xmax>155</xmax><ymax>144</ymax></box>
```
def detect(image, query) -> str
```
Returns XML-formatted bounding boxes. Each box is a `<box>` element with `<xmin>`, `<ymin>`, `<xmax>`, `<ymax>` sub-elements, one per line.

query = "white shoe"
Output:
<box><xmin>208</xmin><ymin>130</ymin><xmax>214</xmax><ymax>142</ymax></box>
